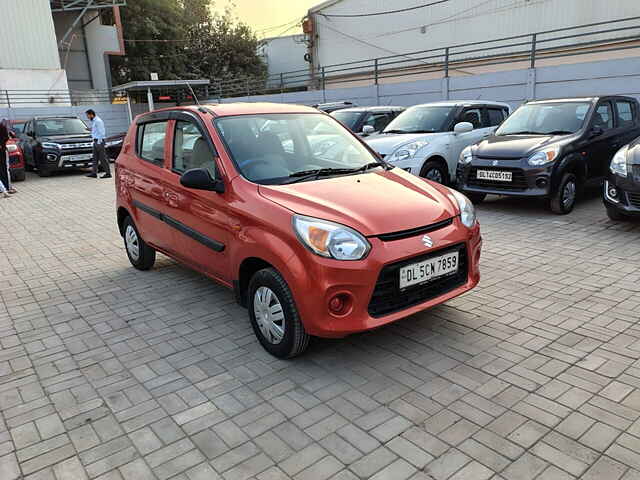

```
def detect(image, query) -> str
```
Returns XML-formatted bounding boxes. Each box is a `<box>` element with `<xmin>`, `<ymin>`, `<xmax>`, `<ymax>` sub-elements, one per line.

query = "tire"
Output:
<box><xmin>550</xmin><ymin>173</ymin><xmax>578</xmax><ymax>215</ymax></box>
<box><xmin>248</xmin><ymin>268</ymin><xmax>310</xmax><ymax>358</ymax></box>
<box><xmin>420</xmin><ymin>160</ymin><xmax>448</xmax><ymax>185</ymax></box>
<box><xmin>466</xmin><ymin>192</ymin><xmax>486</xmax><ymax>204</ymax></box>
<box><xmin>606</xmin><ymin>206</ymin><xmax>627</xmax><ymax>221</ymax></box>
<box><xmin>122</xmin><ymin>216</ymin><xmax>156</xmax><ymax>270</ymax></box>
<box><xmin>11</xmin><ymin>169</ymin><xmax>26</xmax><ymax>182</ymax></box>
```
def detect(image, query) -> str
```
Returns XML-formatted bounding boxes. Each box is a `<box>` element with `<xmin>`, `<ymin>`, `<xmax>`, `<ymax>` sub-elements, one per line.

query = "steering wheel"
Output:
<box><xmin>239</xmin><ymin>157</ymin><xmax>274</xmax><ymax>172</ymax></box>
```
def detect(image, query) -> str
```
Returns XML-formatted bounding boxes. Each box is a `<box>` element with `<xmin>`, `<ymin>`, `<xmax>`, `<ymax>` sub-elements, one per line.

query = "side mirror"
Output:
<box><xmin>590</xmin><ymin>126</ymin><xmax>604</xmax><ymax>138</ymax></box>
<box><xmin>180</xmin><ymin>168</ymin><xmax>225</xmax><ymax>193</ymax></box>
<box><xmin>454</xmin><ymin>122</ymin><xmax>474</xmax><ymax>134</ymax></box>
<box><xmin>361</xmin><ymin>125</ymin><xmax>375</xmax><ymax>135</ymax></box>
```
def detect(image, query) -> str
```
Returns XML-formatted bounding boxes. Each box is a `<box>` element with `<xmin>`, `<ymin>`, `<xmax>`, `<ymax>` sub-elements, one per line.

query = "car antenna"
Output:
<box><xmin>185</xmin><ymin>81</ymin><xmax>208</xmax><ymax>114</ymax></box>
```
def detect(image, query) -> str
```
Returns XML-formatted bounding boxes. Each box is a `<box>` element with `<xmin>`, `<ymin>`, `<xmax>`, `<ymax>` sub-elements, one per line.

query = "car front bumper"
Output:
<box><xmin>43</xmin><ymin>149</ymin><xmax>94</xmax><ymax>171</ymax></box>
<box><xmin>603</xmin><ymin>174</ymin><xmax>640</xmax><ymax>216</ymax></box>
<box><xmin>457</xmin><ymin>158</ymin><xmax>552</xmax><ymax>197</ymax></box>
<box><xmin>288</xmin><ymin>217</ymin><xmax>482</xmax><ymax>338</ymax></box>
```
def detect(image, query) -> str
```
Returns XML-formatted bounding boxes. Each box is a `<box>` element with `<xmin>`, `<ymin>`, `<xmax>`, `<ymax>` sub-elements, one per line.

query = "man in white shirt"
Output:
<box><xmin>85</xmin><ymin>109</ymin><xmax>111</xmax><ymax>179</ymax></box>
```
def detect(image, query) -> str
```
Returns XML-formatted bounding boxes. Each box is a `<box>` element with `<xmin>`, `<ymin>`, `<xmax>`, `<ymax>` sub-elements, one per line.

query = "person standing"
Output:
<box><xmin>0</xmin><ymin>119</ymin><xmax>13</xmax><ymax>197</ymax></box>
<box><xmin>85</xmin><ymin>109</ymin><xmax>111</xmax><ymax>179</ymax></box>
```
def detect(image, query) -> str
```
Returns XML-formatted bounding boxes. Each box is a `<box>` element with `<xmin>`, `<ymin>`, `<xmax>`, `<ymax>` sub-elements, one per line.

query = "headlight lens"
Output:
<box><xmin>42</xmin><ymin>142</ymin><xmax>61</xmax><ymax>150</ymax></box>
<box><xmin>387</xmin><ymin>141</ymin><xmax>428</xmax><ymax>163</ymax></box>
<box><xmin>459</xmin><ymin>146</ymin><xmax>473</xmax><ymax>164</ymax></box>
<box><xmin>450</xmin><ymin>190</ymin><xmax>477</xmax><ymax>228</ymax></box>
<box><xmin>293</xmin><ymin>215</ymin><xmax>370</xmax><ymax>261</ymax></box>
<box><xmin>6</xmin><ymin>144</ymin><xmax>18</xmax><ymax>153</ymax></box>
<box><xmin>610</xmin><ymin>145</ymin><xmax>629</xmax><ymax>177</ymax></box>
<box><xmin>528</xmin><ymin>146</ymin><xmax>560</xmax><ymax>166</ymax></box>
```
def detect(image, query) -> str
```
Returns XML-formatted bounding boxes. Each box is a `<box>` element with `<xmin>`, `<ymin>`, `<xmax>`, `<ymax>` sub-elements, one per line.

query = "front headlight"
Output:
<box><xmin>450</xmin><ymin>190</ymin><xmax>477</xmax><ymax>228</ymax></box>
<box><xmin>459</xmin><ymin>146</ymin><xmax>473</xmax><ymax>164</ymax></box>
<box><xmin>106</xmin><ymin>139</ymin><xmax>123</xmax><ymax>147</ymax></box>
<box><xmin>387</xmin><ymin>141</ymin><xmax>428</xmax><ymax>163</ymax></box>
<box><xmin>293</xmin><ymin>215</ymin><xmax>370</xmax><ymax>261</ymax></box>
<box><xmin>610</xmin><ymin>145</ymin><xmax>629</xmax><ymax>177</ymax></box>
<box><xmin>42</xmin><ymin>142</ymin><xmax>61</xmax><ymax>150</ymax></box>
<box><xmin>528</xmin><ymin>146</ymin><xmax>560</xmax><ymax>166</ymax></box>
<box><xmin>6</xmin><ymin>144</ymin><xmax>18</xmax><ymax>153</ymax></box>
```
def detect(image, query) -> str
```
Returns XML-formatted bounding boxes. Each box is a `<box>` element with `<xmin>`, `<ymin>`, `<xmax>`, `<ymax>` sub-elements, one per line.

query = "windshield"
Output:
<box><xmin>215</xmin><ymin>113</ymin><xmax>381</xmax><ymax>184</ymax></box>
<box><xmin>383</xmin><ymin>106</ymin><xmax>454</xmax><ymax>133</ymax></box>
<box><xmin>331</xmin><ymin>111</ymin><xmax>362</xmax><ymax>130</ymax></box>
<box><xmin>36</xmin><ymin>118</ymin><xmax>89</xmax><ymax>136</ymax></box>
<box><xmin>496</xmin><ymin>102</ymin><xmax>591</xmax><ymax>136</ymax></box>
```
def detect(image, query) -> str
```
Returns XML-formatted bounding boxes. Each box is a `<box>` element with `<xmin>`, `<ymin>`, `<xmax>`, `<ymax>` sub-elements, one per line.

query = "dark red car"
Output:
<box><xmin>7</xmin><ymin>134</ymin><xmax>26</xmax><ymax>182</ymax></box>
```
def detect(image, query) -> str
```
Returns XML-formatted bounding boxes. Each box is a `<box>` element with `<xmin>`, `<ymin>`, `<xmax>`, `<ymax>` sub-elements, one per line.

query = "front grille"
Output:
<box><xmin>466</xmin><ymin>167</ymin><xmax>528</xmax><ymax>191</ymax></box>
<box><xmin>628</xmin><ymin>192</ymin><xmax>640</xmax><ymax>208</ymax></box>
<box><xmin>61</xmin><ymin>142</ymin><xmax>93</xmax><ymax>150</ymax></box>
<box><xmin>368</xmin><ymin>243</ymin><xmax>468</xmax><ymax>317</ymax></box>
<box><xmin>377</xmin><ymin>218</ymin><xmax>453</xmax><ymax>242</ymax></box>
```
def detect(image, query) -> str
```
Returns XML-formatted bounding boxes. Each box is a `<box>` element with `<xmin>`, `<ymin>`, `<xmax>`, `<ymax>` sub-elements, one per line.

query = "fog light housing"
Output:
<box><xmin>605</xmin><ymin>181</ymin><xmax>620</xmax><ymax>204</ymax></box>
<box><xmin>46</xmin><ymin>154</ymin><xmax>57</xmax><ymax>162</ymax></box>
<box><xmin>536</xmin><ymin>177</ymin><xmax>548</xmax><ymax>188</ymax></box>
<box><xmin>608</xmin><ymin>186</ymin><xmax>618</xmax><ymax>199</ymax></box>
<box><xmin>328</xmin><ymin>293</ymin><xmax>353</xmax><ymax>316</ymax></box>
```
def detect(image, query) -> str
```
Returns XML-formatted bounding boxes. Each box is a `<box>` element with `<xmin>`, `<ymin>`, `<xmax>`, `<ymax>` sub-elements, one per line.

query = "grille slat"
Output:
<box><xmin>628</xmin><ymin>191</ymin><xmax>640</xmax><ymax>208</ymax></box>
<box><xmin>377</xmin><ymin>218</ymin><xmax>453</xmax><ymax>242</ymax></box>
<box><xmin>368</xmin><ymin>244</ymin><xmax>468</xmax><ymax>317</ymax></box>
<box><xmin>466</xmin><ymin>167</ymin><xmax>528</xmax><ymax>191</ymax></box>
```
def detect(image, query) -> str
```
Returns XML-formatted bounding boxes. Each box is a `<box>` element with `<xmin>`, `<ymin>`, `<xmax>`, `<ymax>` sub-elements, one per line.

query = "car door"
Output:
<box><xmin>613</xmin><ymin>99</ymin><xmax>640</xmax><ymax>149</ymax></box>
<box><xmin>127</xmin><ymin>114</ymin><xmax>177</xmax><ymax>254</ymax></box>
<box><xmin>20</xmin><ymin>120</ymin><xmax>36</xmax><ymax>167</ymax></box>
<box><xmin>585</xmin><ymin>100</ymin><xmax>617</xmax><ymax>178</ymax></box>
<box><xmin>161</xmin><ymin>112</ymin><xmax>230</xmax><ymax>281</ymax></box>
<box><xmin>450</xmin><ymin>107</ymin><xmax>486</xmax><ymax>164</ymax></box>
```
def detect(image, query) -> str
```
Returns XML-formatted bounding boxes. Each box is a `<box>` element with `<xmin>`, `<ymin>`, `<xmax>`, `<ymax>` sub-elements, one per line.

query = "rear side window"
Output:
<box><xmin>615</xmin><ymin>101</ymin><xmax>635</xmax><ymax>127</ymax></box>
<box><xmin>137</xmin><ymin>121</ymin><xmax>168</xmax><ymax>166</ymax></box>
<box><xmin>486</xmin><ymin>108</ymin><xmax>506</xmax><ymax>127</ymax></box>
<box><xmin>594</xmin><ymin>102</ymin><xmax>614</xmax><ymax>130</ymax></box>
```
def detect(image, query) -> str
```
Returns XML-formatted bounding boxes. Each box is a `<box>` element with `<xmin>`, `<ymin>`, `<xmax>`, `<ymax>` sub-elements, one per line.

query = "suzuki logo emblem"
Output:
<box><xmin>492</xmin><ymin>160</ymin><xmax>499</xmax><ymax>166</ymax></box>
<box><xmin>422</xmin><ymin>234</ymin><xmax>434</xmax><ymax>248</ymax></box>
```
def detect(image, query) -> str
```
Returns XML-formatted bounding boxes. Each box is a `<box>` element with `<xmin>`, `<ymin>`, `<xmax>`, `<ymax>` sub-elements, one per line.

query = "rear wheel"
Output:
<box><xmin>606</xmin><ymin>206</ymin><xmax>627</xmax><ymax>221</ymax></box>
<box><xmin>11</xmin><ymin>169</ymin><xmax>25</xmax><ymax>182</ymax></box>
<box><xmin>420</xmin><ymin>160</ymin><xmax>448</xmax><ymax>185</ymax></box>
<box><xmin>122</xmin><ymin>216</ymin><xmax>156</xmax><ymax>270</ymax></box>
<box><xmin>550</xmin><ymin>173</ymin><xmax>578</xmax><ymax>214</ymax></box>
<box><xmin>248</xmin><ymin>268</ymin><xmax>310</xmax><ymax>358</ymax></box>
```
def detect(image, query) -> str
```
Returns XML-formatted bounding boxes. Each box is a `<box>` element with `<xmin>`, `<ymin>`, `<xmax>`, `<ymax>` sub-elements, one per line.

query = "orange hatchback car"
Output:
<box><xmin>115</xmin><ymin>103</ymin><xmax>482</xmax><ymax>357</ymax></box>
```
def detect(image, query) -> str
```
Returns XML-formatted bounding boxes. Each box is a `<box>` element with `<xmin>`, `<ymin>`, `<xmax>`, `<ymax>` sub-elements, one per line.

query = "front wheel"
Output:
<box><xmin>11</xmin><ymin>169</ymin><xmax>26</xmax><ymax>182</ymax></box>
<box><xmin>122</xmin><ymin>216</ymin><xmax>156</xmax><ymax>270</ymax></box>
<box><xmin>248</xmin><ymin>268</ymin><xmax>310</xmax><ymax>358</ymax></box>
<box><xmin>420</xmin><ymin>160</ymin><xmax>448</xmax><ymax>185</ymax></box>
<box><xmin>606</xmin><ymin>206</ymin><xmax>627</xmax><ymax>221</ymax></box>
<box><xmin>549</xmin><ymin>173</ymin><xmax>578</xmax><ymax>214</ymax></box>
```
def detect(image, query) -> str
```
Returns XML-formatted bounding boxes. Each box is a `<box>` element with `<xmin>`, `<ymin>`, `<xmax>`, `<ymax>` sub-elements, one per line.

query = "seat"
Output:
<box><xmin>191</xmin><ymin>137</ymin><xmax>213</xmax><ymax>172</ymax></box>
<box><xmin>174</xmin><ymin>128</ymin><xmax>185</xmax><ymax>171</ymax></box>
<box><xmin>463</xmin><ymin>112</ymin><xmax>481</xmax><ymax>128</ymax></box>
<box><xmin>259</xmin><ymin>132</ymin><xmax>285</xmax><ymax>157</ymax></box>
<box><xmin>592</xmin><ymin>112</ymin><xmax>610</xmax><ymax>130</ymax></box>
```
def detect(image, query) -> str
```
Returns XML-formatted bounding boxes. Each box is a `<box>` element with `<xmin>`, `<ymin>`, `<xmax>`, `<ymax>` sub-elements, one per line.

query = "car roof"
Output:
<box><xmin>408</xmin><ymin>100</ymin><xmax>511</xmax><ymax>108</ymax></box>
<box><xmin>158</xmin><ymin>103</ymin><xmax>325</xmax><ymax>117</ymax></box>
<box><xmin>528</xmin><ymin>95</ymin><xmax>636</xmax><ymax>104</ymax></box>
<box><xmin>33</xmin><ymin>116</ymin><xmax>81</xmax><ymax>120</ymax></box>
<box><xmin>332</xmin><ymin>106</ymin><xmax>405</xmax><ymax>113</ymax></box>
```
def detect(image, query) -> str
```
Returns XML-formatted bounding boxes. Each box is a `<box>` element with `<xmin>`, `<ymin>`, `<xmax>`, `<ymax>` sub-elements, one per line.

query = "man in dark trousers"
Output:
<box><xmin>85</xmin><ymin>109</ymin><xmax>111</xmax><ymax>179</ymax></box>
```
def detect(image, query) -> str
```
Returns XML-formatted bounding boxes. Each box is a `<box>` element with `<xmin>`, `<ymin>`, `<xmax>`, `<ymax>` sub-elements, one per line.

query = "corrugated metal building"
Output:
<box><xmin>306</xmin><ymin>0</ymin><xmax>640</xmax><ymax>77</ymax></box>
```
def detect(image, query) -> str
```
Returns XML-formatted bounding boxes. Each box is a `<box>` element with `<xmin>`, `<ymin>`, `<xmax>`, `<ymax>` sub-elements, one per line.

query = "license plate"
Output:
<box><xmin>399</xmin><ymin>251</ymin><xmax>459</xmax><ymax>289</ymax></box>
<box><xmin>64</xmin><ymin>153</ymin><xmax>93</xmax><ymax>162</ymax></box>
<box><xmin>477</xmin><ymin>170</ymin><xmax>512</xmax><ymax>182</ymax></box>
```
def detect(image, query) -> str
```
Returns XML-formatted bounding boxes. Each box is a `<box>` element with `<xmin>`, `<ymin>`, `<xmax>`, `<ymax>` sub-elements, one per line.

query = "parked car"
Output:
<box><xmin>314</xmin><ymin>101</ymin><xmax>357</xmax><ymax>113</ymax></box>
<box><xmin>331</xmin><ymin>106</ymin><xmax>405</xmax><ymax>136</ymax></box>
<box><xmin>19</xmin><ymin>116</ymin><xmax>95</xmax><ymax>176</ymax></box>
<box><xmin>10</xmin><ymin>120</ymin><xmax>26</xmax><ymax>136</ymax></box>
<box><xmin>6</xmin><ymin>137</ymin><xmax>26</xmax><ymax>182</ymax></box>
<box><xmin>116</xmin><ymin>103</ymin><xmax>482</xmax><ymax>358</ymax></box>
<box><xmin>365</xmin><ymin>101</ymin><xmax>511</xmax><ymax>185</ymax></box>
<box><xmin>457</xmin><ymin>96</ymin><xmax>640</xmax><ymax>214</ymax></box>
<box><xmin>604</xmin><ymin>135</ymin><xmax>640</xmax><ymax>220</ymax></box>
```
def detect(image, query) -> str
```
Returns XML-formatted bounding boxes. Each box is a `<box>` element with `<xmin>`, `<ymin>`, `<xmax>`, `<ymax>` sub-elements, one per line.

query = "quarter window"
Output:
<box><xmin>173</xmin><ymin>120</ymin><xmax>217</xmax><ymax>177</ymax></box>
<box><xmin>138</xmin><ymin>121</ymin><xmax>168</xmax><ymax>166</ymax></box>
<box><xmin>594</xmin><ymin>103</ymin><xmax>614</xmax><ymax>130</ymax></box>
<box><xmin>615</xmin><ymin>101</ymin><xmax>634</xmax><ymax>127</ymax></box>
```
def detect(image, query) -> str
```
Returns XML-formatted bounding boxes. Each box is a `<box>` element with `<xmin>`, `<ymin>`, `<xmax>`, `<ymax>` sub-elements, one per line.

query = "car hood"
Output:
<box><xmin>40</xmin><ymin>134</ymin><xmax>93</xmax><ymax>143</ymax></box>
<box><xmin>627</xmin><ymin>137</ymin><xmax>640</xmax><ymax>166</ymax></box>
<box><xmin>365</xmin><ymin>133</ymin><xmax>439</xmax><ymax>156</ymax></box>
<box><xmin>258</xmin><ymin>169</ymin><xmax>457</xmax><ymax>236</ymax></box>
<box><xmin>473</xmin><ymin>134</ymin><xmax>572</xmax><ymax>158</ymax></box>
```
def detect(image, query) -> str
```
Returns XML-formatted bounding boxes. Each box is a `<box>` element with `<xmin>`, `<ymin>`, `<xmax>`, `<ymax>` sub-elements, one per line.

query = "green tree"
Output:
<box><xmin>111</xmin><ymin>0</ymin><xmax>266</xmax><ymax>90</ymax></box>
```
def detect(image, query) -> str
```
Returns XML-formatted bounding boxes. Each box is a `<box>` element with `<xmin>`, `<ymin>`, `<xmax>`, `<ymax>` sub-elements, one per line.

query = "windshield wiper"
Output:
<box><xmin>383</xmin><ymin>129</ymin><xmax>409</xmax><ymax>134</ymax></box>
<box><xmin>498</xmin><ymin>131</ymin><xmax>544</xmax><ymax>135</ymax></box>
<box><xmin>405</xmin><ymin>130</ymin><xmax>436</xmax><ymax>134</ymax></box>
<box><xmin>543</xmin><ymin>130</ymin><xmax>574</xmax><ymax>135</ymax></box>
<box><xmin>285</xmin><ymin>163</ymin><xmax>384</xmax><ymax>184</ymax></box>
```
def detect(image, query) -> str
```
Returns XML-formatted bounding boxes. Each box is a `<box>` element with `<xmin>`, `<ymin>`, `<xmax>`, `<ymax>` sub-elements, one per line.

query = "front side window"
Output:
<box><xmin>383</xmin><ymin>106</ymin><xmax>454</xmax><ymax>134</ymax></box>
<box><xmin>460</xmin><ymin>108</ymin><xmax>483</xmax><ymax>129</ymax></box>
<box><xmin>362</xmin><ymin>112</ymin><xmax>394</xmax><ymax>132</ymax></box>
<box><xmin>173</xmin><ymin>120</ymin><xmax>217</xmax><ymax>177</ymax></box>
<box><xmin>215</xmin><ymin>113</ymin><xmax>380</xmax><ymax>184</ymax></box>
<box><xmin>487</xmin><ymin>108</ymin><xmax>506</xmax><ymax>127</ymax></box>
<box><xmin>331</xmin><ymin>111</ymin><xmax>362</xmax><ymax>130</ymax></box>
<box><xmin>36</xmin><ymin>118</ymin><xmax>89</xmax><ymax>136</ymax></box>
<box><xmin>594</xmin><ymin>102</ymin><xmax>614</xmax><ymax>130</ymax></box>
<box><xmin>139</xmin><ymin>121</ymin><xmax>168</xmax><ymax>165</ymax></box>
<box><xmin>496</xmin><ymin>102</ymin><xmax>591</xmax><ymax>136</ymax></box>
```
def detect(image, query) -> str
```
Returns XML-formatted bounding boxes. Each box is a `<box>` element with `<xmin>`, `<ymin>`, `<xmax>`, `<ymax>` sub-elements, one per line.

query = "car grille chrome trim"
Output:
<box><xmin>377</xmin><ymin>218</ymin><xmax>454</xmax><ymax>242</ymax></box>
<box><xmin>60</xmin><ymin>142</ymin><xmax>93</xmax><ymax>149</ymax></box>
<box><xmin>368</xmin><ymin>243</ymin><xmax>468</xmax><ymax>317</ymax></box>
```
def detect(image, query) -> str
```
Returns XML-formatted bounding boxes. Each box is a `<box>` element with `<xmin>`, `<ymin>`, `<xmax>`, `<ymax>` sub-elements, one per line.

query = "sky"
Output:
<box><xmin>211</xmin><ymin>0</ymin><xmax>321</xmax><ymax>38</ymax></box>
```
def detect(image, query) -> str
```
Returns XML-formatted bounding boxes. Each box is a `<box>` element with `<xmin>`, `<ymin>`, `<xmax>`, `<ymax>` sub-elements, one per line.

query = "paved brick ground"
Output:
<box><xmin>1</xmin><ymin>171</ymin><xmax>640</xmax><ymax>480</ymax></box>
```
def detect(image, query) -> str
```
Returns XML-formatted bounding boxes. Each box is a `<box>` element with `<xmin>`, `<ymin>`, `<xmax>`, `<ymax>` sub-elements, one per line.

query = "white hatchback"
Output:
<box><xmin>365</xmin><ymin>101</ymin><xmax>511</xmax><ymax>185</ymax></box>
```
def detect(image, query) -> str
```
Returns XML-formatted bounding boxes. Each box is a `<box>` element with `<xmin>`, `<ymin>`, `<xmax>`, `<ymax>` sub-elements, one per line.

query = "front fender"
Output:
<box><xmin>552</xmin><ymin>153</ymin><xmax>586</xmax><ymax>192</ymax></box>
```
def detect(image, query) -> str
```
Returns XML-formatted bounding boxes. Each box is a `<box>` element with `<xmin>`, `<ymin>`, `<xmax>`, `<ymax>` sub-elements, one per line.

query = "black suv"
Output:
<box><xmin>331</xmin><ymin>106</ymin><xmax>405</xmax><ymax>136</ymax></box>
<box><xmin>604</xmin><ymin>135</ymin><xmax>640</xmax><ymax>220</ymax></box>
<box><xmin>457</xmin><ymin>96</ymin><xmax>640</xmax><ymax>214</ymax></box>
<box><xmin>19</xmin><ymin>116</ymin><xmax>94</xmax><ymax>177</ymax></box>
